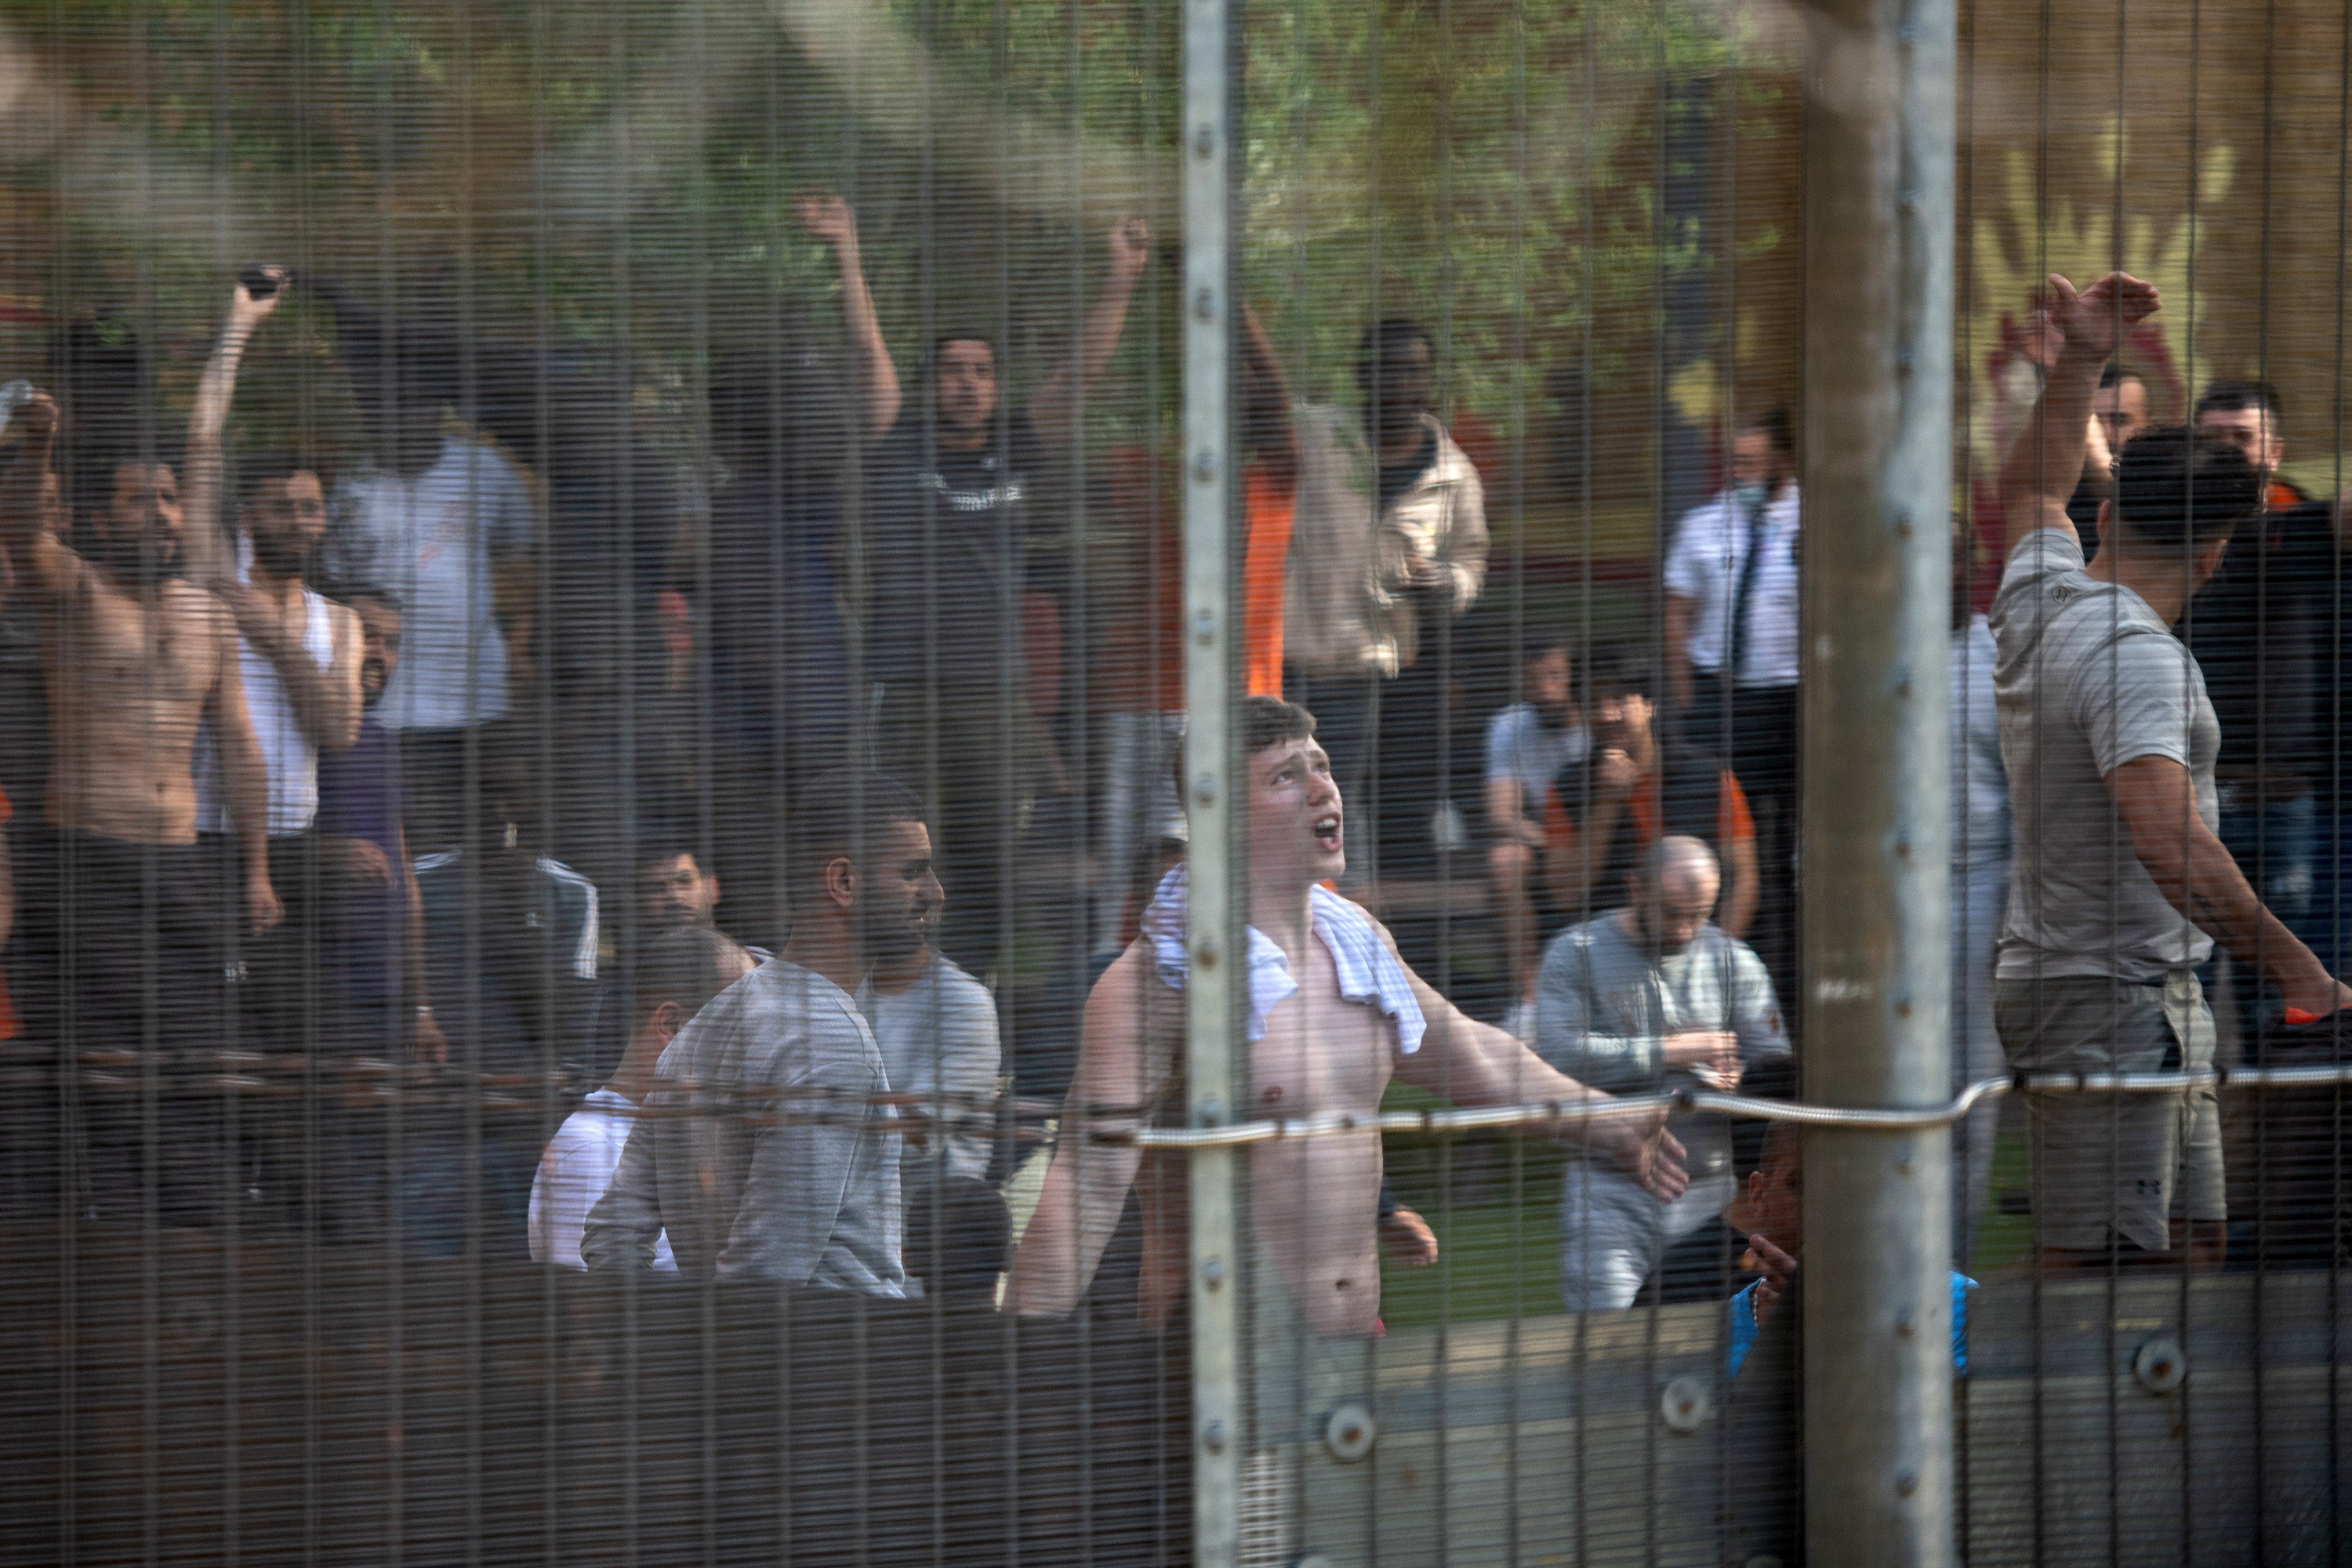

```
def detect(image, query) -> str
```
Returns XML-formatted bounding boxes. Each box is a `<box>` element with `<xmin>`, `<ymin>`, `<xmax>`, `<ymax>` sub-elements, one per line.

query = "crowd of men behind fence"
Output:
<box><xmin>2</xmin><ymin>227</ymin><xmax>2349</xmax><ymax>1399</ymax></box>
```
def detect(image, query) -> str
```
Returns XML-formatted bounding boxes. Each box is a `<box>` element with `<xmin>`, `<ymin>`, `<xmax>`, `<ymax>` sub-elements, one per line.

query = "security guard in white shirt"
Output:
<box><xmin>1663</xmin><ymin>409</ymin><xmax>1802</xmax><ymax>1000</ymax></box>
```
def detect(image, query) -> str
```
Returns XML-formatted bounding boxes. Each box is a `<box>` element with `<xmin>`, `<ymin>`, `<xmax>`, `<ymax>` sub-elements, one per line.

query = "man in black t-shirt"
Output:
<box><xmin>1544</xmin><ymin>644</ymin><xmax>1758</xmax><ymax>938</ymax></box>
<box><xmin>862</xmin><ymin>216</ymin><xmax>1151</xmax><ymax>978</ymax></box>
<box><xmin>2185</xmin><ymin>381</ymin><xmax>2328</xmax><ymax>1032</ymax></box>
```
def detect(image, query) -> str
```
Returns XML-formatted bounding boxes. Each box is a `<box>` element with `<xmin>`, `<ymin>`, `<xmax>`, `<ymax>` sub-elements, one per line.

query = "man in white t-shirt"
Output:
<box><xmin>1664</xmin><ymin>410</ymin><xmax>1801</xmax><ymax>1000</ymax></box>
<box><xmin>530</xmin><ymin>925</ymin><xmax>754</xmax><ymax>1271</ymax></box>
<box><xmin>328</xmin><ymin>390</ymin><xmax>535</xmax><ymax>850</ymax></box>
<box><xmin>1484</xmin><ymin>628</ymin><xmax>1589</xmax><ymax>1025</ymax></box>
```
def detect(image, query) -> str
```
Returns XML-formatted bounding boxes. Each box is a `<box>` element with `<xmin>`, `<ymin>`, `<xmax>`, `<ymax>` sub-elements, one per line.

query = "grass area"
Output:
<box><xmin>1374</xmin><ymin>1082</ymin><xmax>2038</xmax><ymax>1328</ymax></box>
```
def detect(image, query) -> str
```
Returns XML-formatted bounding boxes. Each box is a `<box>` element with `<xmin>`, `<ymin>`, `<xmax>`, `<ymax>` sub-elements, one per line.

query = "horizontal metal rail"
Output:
<box><xmin>7</xmin><ymin>1049</ymin><xmax>2352</xmax><ymax>1134</ymax></box>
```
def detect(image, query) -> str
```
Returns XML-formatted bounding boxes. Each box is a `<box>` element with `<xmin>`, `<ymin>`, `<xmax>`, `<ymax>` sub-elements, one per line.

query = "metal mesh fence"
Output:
<box><xmin>0</xmin><ymin>0</ymin><xmax>2347</xmax><ymax>1563</ymax></box>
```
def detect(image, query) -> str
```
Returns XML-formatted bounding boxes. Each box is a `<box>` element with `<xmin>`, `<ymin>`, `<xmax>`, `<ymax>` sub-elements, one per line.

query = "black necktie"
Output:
<box><xmin>1724</xmin><ymin>492</ymin><xmax>1771</xmax><ymax>688</ymax></box>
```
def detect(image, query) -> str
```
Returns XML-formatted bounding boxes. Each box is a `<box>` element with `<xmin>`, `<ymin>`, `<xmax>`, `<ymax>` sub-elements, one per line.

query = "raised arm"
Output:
<box><xmin>1029</xmin><ymin>216</ymin><xmax>1152</xmax><ymax>450</ymax></box>
<box><xmin>797</xmin><ymin>194</ymin><xmax>902</xmax><ymax>439</ymax></box>
<box><xmin>1</xmin><ymin>391</ymin><xmax>79</xmax><ymax>599</ymax></box>
<box><xmin>1996</xmin><ymin>272</ymin><xmax>2158</xmax><ymax>555</ymax></box>
<box><xmin>1239</xmin><ymin>301</ymin><xmax>1295</xmax><ymax>489</ymax></box>
<box><xmin>1007</xmin><ymin>944</ymin><xmax>1170</xmax><ymax>1316</ymax></box>
<box><xmin>182</xmin><ymin>269</ymin><xmax>287</xmax><ymax>590</ymax></box>
<box><xmin>2110</xmin><ymin>755</ymin><xmax>2351</xmax><ymax>1018</ymax></box>
<box><xmin>200</xmin><ymin>596</ymin><xmax>283</xmax><ymax>936</ymax></box>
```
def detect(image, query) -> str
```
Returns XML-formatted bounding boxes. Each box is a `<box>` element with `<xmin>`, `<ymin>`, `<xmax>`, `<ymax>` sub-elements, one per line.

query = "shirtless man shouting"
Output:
<box><xmin>1010</xmin><ymin>694</ymin><xmax>1683</xmax><ymax>1330</ymax></box>
<box><xmin>2</xmin><ymin>387</ymin><xmax>278</xmax><ymax>1223</ymax></box>
<box><xmin>1009</xmin><ymin>695</ymin><xmax>1681</xmax><ymax>1556</ymax></box>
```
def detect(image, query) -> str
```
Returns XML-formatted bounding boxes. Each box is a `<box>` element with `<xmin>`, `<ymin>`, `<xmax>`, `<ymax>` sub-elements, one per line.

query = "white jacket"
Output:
<box><xmin>1283</xmin><ymin>405</ymin><xmax>1486</xmax><ymax>677</ymax></box>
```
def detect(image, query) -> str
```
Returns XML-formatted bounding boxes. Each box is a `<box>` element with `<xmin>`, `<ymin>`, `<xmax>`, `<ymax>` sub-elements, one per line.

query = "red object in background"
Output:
<box><xmin>1024</xmin><ymin>590</ymin><xmax>1062</xmax><ymax>719</ymax></box>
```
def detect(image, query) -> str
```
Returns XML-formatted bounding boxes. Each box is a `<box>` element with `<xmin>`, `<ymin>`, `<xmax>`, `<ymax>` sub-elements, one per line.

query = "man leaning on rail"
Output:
<box><xmin>1991</xmin><ymin>270</ymin><xmax>2352</xmax><ymax>1275</ymax></box>
<box><xmin>1007</xmin><ymin>694</ymin><xmax>1684</xmax><ymax>1553</ymax></box>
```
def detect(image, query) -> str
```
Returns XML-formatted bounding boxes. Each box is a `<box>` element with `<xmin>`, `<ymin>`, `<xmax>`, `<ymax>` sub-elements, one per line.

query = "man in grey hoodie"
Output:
<box><xmin>1537</xmin><ymin>834</ymin><xmax>1790</xmax><ymax>1312</ymax></box>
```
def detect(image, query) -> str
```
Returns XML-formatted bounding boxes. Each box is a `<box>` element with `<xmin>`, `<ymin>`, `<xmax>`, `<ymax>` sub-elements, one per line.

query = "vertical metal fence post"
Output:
<box><xmin>1801</xmin><ymin>0</ymin><xmax>1958</xmax><ymax>1559</ymax></box>
<box><xmin>1183</xmin><ymin>0</ymin><xmax>1242</xmax><ymax>1564</ymax></box>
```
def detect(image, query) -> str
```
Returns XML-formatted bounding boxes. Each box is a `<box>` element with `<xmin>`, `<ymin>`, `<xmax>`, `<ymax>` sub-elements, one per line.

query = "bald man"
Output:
<box><xmin>1535</xmin><ymin>835</ymin><xmax>1791</xmax><ymax>1312</ymax></box>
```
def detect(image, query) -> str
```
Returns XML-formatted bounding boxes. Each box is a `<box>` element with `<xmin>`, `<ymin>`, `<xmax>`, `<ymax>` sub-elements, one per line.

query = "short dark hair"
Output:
<box><xmin>2110</xmin><ymin>425</ymin><xmax>2266</xmax><ymax>554</ymax></box>
<box><xmin>1584</xmin><ymin>641</ymin><xmax>1660</xmax><ymax>702</ymax></box>
<box><xmin>1737</xmin><ymin>408</ymin><xmax>1795</xmax><ymax>459</ymax></box>
<box><xmin>1356</xmin><ymin>318</ymin><xmax>1433</xmax><ymax>378</ymax></box>
<box><xmin>236</xmin><ymin>448</ymin><xmax>328</xmax><ymax>501</ymax></box>
<box><xmin>67</xmin><ymin>424</ymin><xmax>180</xmax><ymax>528</ymax></box>
<box><xmin>629</xmin><ymin>926</ymin><xmax>742</xmax><ymax>1029</ymax></box>
<box><xmin>1519</xmin><ymin>627</ymin><xmax>1577</xmax><ymax>669</ymax></box>
<box><xmin>2100</xmin><ymin>362</ymin><xmax>2146</xmax><ymax>391</ymax></box>
<box><xmin>2194</xmin><ymin>378</ymin><xmax>2282</xmax><ymax>425</ymax></box>
<box><xmin>633</xmin><ymin>827</ymin><xmax>706</xmax><ymax>878</ymax></box>
<box><xmin>929</xmin><ymin>332</ymin><xmax>997</xmax><ymax>370</ymax></box>
<box><xmin>1175</xmin><ymin>694</ymin><xmax>1318</xmax><ymax>809</ymax></box>
<box><xmin>786</xmin><ymin>769</ymin><xmax>927</xmax><ymax>892</ymax></box>
<box><xmin>331</xmin><ymin>581</ymin><xmax>401</xmax><ymax>618</ymax></box>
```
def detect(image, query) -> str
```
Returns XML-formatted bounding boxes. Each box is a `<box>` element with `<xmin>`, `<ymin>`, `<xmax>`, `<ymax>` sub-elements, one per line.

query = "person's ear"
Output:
<box><xmin>706</xmin><ymin>874</ymin><xmax>721</xmax><ymax>911</ymax></box>
<box><xmin>647</xmin><ymin>999</ymin><xmax>685</xmax><ymax>1044</ymax></box>
<box><xmin>2096</xmin><ymin>497</ymin><xmax>2113</xmax><ymax>536</ymax></box>
<box><xmin>823</xmin><ymin>853</ymin><xmax>858</xmax><ymax>913</ymax></box>
<box><xmin>2195</xmin><ymin>535</ymin><xmax>2230</xmax><ymax>583</ymax></box>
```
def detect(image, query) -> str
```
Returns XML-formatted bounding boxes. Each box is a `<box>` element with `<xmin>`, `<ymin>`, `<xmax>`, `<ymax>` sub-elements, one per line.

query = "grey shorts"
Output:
<box><xmin>1994</xmin><ymin>970</ymin><xmax>2225</xmax><ymax>1254</ymax></box>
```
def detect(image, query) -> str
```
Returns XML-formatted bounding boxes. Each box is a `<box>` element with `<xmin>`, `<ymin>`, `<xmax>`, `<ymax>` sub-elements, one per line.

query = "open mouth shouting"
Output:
<box><xmin>1313</xmin><ymin>812</ymin><xmax>1344</xmax><ymax>852</ymax></box>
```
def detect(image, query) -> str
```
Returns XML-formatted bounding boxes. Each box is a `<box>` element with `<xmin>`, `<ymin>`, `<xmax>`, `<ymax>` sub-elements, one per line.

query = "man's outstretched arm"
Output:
<box><xmin>1385</xmin><ymin>926</ymin><xmax>1687</xmax><ymax>1200</ymax></box>
<box><xmin>2111</xmin><ymin>755</ymin><xmax>2351</xmax><ymax>1018</ymax></box>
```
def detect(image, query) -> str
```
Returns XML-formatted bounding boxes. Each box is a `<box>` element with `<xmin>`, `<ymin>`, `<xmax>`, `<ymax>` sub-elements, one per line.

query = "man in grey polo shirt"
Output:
<box><xmin>1537</xmin><ymin>835</ymin><xmax>1788</xmax><ymax>1311</ymax></box>
<box><xmin>584</xmin><ymin>771</ymin><xmax>937</xmax><ymax>1293</ymax></box>
<box><xmin>1992</xmin><ymin>270</ymin><xmax>2351</xmax><ymax>1272</ymax></box>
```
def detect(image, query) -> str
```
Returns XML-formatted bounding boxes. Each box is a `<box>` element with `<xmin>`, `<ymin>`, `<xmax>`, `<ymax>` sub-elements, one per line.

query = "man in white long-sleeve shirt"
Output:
<box><xmin>1537</xmin><ymin>835</ymin><xmax>1789</xmax><ymax>1312</ymax></box>
<box><xmin>583</xmin><ymin>771</ymin><xmax>938</xmax><ymax>1293</ymax></box>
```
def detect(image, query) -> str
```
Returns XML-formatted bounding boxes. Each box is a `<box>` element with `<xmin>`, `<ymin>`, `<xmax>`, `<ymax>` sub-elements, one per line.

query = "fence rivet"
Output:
<box><xmin>1194</xmin><ymin>771</ymin><xmax>1219</xmax><ymax>808</ymax></box>
<box><xmin>1323</xmin><ymin>1403</ymin><xmax>1377</xmax><ymax>1462</ymax></box>
<box><xmin>1659</xmin><ymin>1374</ymin><xmax>1714</xmax><ymax>1433</ymax></box>
<box><xmin>1202</xmin><ymin>1258</ymin><xmax>1225</xmax><ymax>1290</ymax></box>
<box><xmin>1192</xmin><ymin>608</ymin><xmax>1218</xmax><ymax>645</ymax></box>
<box><xmin>2134</xmin><ymin>1334</ymin><xmax>2188</xmax><ymax>1394</ymax></box>
<box><xmin>1895</xmin><ymin>1305</ymin><xmax>1915</xmax><ymax>1338</ymax></box>
<box><xmin>1193</xmin><ymin>287</ymin><xmax>1216</xmax><ymax>321</ymax></box>
<box><xmin>1895</xmin><ymin>1472</ymin><xmax>1918</xmax><ymax>1497</ymax></box>
<box><xmin>1202</xmin><ymin>1420</ymin><xmax>1229</xmax><ymax>1454</ymax></box>
<box><xmin>1193</xmin><ymin>122</ymin><xmax>1216</xmax><ymax>158</ymax></box>
<box><xmin>1193</xmin><ymin>448</ymin><xmax>1218</xmax><ymax>483</ymax></box>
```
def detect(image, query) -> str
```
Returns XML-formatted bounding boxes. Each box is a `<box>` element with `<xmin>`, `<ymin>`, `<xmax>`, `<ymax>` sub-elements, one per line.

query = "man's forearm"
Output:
<box><xmin>2158</xmin><ymin>829</ymin><xmax>2328</xmax><ymax>993</ymax></box>
<box><xmin>183</xmin><ymin>320</ymin><xmax>259</xmax><ymax>588</ymax></box>
<box><xmin>0</xmin><ymin>426</ymin><xmax>52</xmax><ymax>569</ymax></box>
<box><xmin>1998</xmin><ymin>343</ymin><xmax>2102</xmax><ymax>538</ymax></box>
<box><xmin>833</xmin><ymin>238</ymin><xmax>902</xmax><ymax>438</ymax></box>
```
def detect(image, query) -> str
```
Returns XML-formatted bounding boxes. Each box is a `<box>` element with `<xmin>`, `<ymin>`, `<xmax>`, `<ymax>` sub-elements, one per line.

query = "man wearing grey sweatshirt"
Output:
<box><xmin>1537</xmin><ymin>835</ymin><xmax>1790</xmax><ymax>1312</ymax></box>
